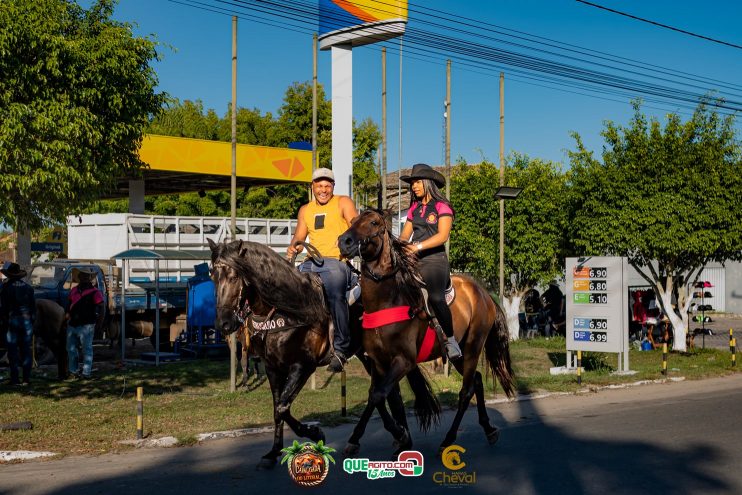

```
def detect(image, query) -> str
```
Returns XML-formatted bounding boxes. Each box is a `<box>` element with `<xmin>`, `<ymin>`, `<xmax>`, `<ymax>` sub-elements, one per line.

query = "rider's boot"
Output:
<box><xmin>444</xmin><ymin>336</ymin><xmax>463</xmax><ymax>361</ymax></box>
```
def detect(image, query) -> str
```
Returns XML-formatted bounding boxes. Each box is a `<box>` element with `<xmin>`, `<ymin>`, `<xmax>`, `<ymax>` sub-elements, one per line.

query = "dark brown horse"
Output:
<box><xmin>33</xmin><ymin>299</ymin><xmax>68</xmax><ymax>379</ymax></box>
<box><xmin>208</xmin><ymin>239</ymin><xmax>411</xmax><ymax>469</ymax></box>
<box><xmin>338</xmin><ymin>209</ymin><xmax>516</xmax><ymax>455</ymax></box>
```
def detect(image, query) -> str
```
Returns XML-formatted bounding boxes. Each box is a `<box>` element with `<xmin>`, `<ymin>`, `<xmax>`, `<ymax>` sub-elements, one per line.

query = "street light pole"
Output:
<box><xmin>499</xmin><ymin>72</ymin><xmax>505</xmax><ymax>302</ymax></box>
<box><xmin>229</xmin><ymin>16</ymin><xmax>238</xmax><ymax>393</ymax></box>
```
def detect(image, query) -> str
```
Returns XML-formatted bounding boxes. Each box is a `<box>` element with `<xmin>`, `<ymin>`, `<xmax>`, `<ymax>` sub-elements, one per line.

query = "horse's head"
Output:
<box><xmin>208</xmin><ymin>238</ymin><xmax>248</xmax><ymax>336</ymax></box>
<box><xmin>338</xmin><ymin>209</ymin><xmax>391</xmax><ymax>261</ymax></box>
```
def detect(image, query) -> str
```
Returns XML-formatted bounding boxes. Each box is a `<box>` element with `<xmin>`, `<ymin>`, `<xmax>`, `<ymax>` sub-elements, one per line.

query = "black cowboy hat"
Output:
<box><xmin>72</xmin><ymin>267</ymin><xmax>97</xmax><ymax>282</ymax></box>
<box><xmin>1</xmin><ymin>262</ymin><xmax>26</xmax><ymax>279</ymax></box>
<box><xmin>400</xmin><ymin>163</ymin><xmax>446</xmax><ymax>188</ymax></box>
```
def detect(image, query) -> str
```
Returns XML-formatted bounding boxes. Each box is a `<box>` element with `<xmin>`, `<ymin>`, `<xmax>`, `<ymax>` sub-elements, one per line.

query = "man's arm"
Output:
<box><xmin>339</xmin><ymin>196</ymin><xmax>358</xmax><ymax>225</ymax></box>
<box><xmin>287</xmin><ymin>204</ymin><xmax>309</xmax><ymax>258</ymax></box>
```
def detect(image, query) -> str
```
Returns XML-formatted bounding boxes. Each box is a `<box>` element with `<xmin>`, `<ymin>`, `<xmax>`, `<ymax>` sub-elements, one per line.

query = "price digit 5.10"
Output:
<box><xmin>589</xmin><ymin>293</ymin><xmax>608</xmax><ymax>304</ymax></box>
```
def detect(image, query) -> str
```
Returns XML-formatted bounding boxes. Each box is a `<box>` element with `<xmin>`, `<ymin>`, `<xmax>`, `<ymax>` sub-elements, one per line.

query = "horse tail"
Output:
<box><xmin>405</xmin><ymin>365</ymin><xmax>440</xmax><ymax>433</ymax></box>
<box><xmin>484</xmin><ymin>299</ymin><xmax>516</xmax><ymax>398</ymax></box>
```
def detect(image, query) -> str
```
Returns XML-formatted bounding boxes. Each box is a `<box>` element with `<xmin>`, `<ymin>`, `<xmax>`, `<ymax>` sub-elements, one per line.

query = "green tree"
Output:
<box><xmin>149</xmin><ymin>99</ymin><xmax>220</xmax><ymax>140</ymax></box>
<box><xmin>353</xmin><ymin>117</ymin><xmax>382</xmax><ymax>206</ymax></box>
<box><xmin>569</xmin><ymin>101</ymin><xmax>742</xmax><ymax>351</ymax></box>
<box><xmin>0</xmin><ymin>0</ymin><xmax>165</xmax><ymax>230</ymax></box>
<box><xmin>450</xmin><ymin>156</ymin><xmax>569</xmax><ymax>339</ymax></box>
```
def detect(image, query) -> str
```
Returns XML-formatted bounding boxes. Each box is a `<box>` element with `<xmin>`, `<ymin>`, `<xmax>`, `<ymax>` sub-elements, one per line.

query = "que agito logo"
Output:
<box><xmin>281</xmin><ymin>440</ymin><xmax>335</xmax><ymax>487</ymax></box>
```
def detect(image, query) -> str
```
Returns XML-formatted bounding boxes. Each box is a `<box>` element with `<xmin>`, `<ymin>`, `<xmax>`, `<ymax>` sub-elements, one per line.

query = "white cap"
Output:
<box><xmin>312</xmin><ymin>167</ymin><xmax>335</xmax><ymax>183</ymax></box>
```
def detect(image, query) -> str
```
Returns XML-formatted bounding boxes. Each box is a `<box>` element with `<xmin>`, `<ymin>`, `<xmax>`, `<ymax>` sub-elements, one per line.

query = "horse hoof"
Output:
<box><xmin>486</xmin><ymin>428</ymin><xmax>500</xmax><ymax>445</ymax></box>
<box><xmin>344</xmin><ymin>443</ymin><xmax>360</xmax><ymax>456</ymax></box>
<box><xmin>256</xmin><ymin>457</ymin><xmax>277</xmax><ymax>470</ymax></box>
<box><xmin>308</xmin><ymin>426</ymin><xmax>325</xmax><ymax>444</ymax></box>
<box><xmin>392</xmin><ymin>428</ymin><xmax>411</xmax><ymax>451</ymax></box>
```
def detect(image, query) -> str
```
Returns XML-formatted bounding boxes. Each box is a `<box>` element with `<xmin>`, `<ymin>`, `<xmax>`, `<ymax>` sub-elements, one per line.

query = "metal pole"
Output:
<box><xmin>136</xmin><ymin>386</ymin><xmax>144</xmax><ymax>440</ymax></box>
<box><xmin>445</xmin><ymin>60</ymin><xmax>451</xmax><ymax>253</ymax></box>
<box><xmin>312</xmin><ymin>33</ymin><xmax>318</xmax><ymax>172</ymax></box>
<box><xmin>381</xmin><ymin>48</ymin><xmax>387</xmax><ymax>207</ymax></box>
<box><xmin>662</xmin><ymin>342</ymin><xmax>668</xmax><ymax>375</ymax></box>
<box><xmin>229</xmin><ymin>16</ymin><xmax>238</xmax><ymax>392</ymax></box>
<box><xmin>397</xmin><ymin>37</ymin><xmax>403</xmax><ymax>231</ymax></box>
<box><xmin>444</xmin><ymin>60</ymin><xmax>451</xmax><ymax>378</ymax></box>
<box><xmin>121</xmin><ymin>259</ymin><xmax>126</xmax><ymax>362</ymax></box>
<box><xmin>499</xmin><ymin>72</ymin><xmax>505</xmax><ymax>302</ymax></box>
<box><xmin>155</xmin><ymin>262</ymin><xmax>160</xmax><ymax>367</ymax></box>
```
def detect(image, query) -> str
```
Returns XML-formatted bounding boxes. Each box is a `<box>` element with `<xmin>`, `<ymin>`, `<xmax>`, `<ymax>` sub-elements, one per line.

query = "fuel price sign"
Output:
<box><xmin>566</xmin><ymin>257</ymin><xmax>628</xmax><ymax>354</ymax></box>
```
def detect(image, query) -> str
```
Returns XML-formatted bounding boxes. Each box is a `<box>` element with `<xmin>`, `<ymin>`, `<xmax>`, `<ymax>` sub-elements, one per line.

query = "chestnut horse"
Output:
<box><xmin>338</xmin><ymin>209</ymin><xmax>516</xmax><ymax>454</ymax></box>
<box><xmin>208</xmin><ymin>239</ymin><xmax>412</xmax><ymax>469</ymax></box>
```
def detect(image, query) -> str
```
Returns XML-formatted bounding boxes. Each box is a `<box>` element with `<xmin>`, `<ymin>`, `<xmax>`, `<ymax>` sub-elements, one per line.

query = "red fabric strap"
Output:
<box><xmin>362</xmin><ymin>306</ymin><xmax>437</xmax><ymax>363</ymax></box>
<box><xmin>362</xmin><ymin>306</ymin><xmax>413</xmax><ymax>329</ymax></box>
<box><xmin>416</xmin><ymin>327</ymin><xmax>437</xmax><ymax>363</ymax></box>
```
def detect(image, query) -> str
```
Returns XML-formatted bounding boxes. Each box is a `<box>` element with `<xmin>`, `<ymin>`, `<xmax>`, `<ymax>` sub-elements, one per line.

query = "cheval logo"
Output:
<box><xmin>281</xmin><ymin>440</ymin><xmax>335</xmax><ymax>487</ymax></box>
<box><xmin>434</xmin><ymin>445</ymin><xmax>477</xmax><ymax>486</ymax></box>
<box><xmin>251</xmin><ymin>317</ymin><xmax>285</xmax><ymax>331</ymax></box>
<box><xmin>343</xmin><ymin>450</ymin><xmax>424</xmax><ymax>479</ymax></box>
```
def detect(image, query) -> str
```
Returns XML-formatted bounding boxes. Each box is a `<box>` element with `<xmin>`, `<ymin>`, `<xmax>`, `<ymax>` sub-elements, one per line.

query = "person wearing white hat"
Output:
<box><xmin>0</xmin><ymin>263</ymin><xmax>35</xmax><ymax>385</ymax></box>
<box><xmin>288</xmin><ymin>167</ymin><xmax>358</xmax><ymax>372</ymax></box>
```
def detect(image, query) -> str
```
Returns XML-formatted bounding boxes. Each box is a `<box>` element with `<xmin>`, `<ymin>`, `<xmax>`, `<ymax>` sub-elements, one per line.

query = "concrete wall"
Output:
<box><xmin>725</xmin><ymin>261</ymin><xmax>742</xmax><ymax>315</ymax></box>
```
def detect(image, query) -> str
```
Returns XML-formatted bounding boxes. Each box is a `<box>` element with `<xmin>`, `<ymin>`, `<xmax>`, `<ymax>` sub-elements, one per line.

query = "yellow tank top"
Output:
<box><xmin>303</xmin><ymin>195</ymin><xmax>349</xmax><ymax>260</ymax></box>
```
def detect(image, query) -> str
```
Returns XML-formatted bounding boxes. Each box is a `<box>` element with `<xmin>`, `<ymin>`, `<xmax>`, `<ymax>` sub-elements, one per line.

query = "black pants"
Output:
<box><xmin>418</xmin><ymin>252</ymin><xmax>454</xmax><ymax>338</ymax></box>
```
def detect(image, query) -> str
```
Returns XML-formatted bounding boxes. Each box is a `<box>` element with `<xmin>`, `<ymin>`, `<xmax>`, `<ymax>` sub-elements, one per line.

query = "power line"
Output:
<box><xmin>167</xmin><ymin>0</ymin><xmax>742</xmax><ymax>115</ymax></box>
<box><xmin>576</xmin><ymin>0</ymin><xmax>742</xmax><ymax>50</ymax></box>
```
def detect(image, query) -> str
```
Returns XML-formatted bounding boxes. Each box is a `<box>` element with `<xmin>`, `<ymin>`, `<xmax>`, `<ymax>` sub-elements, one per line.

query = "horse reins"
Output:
<box><xmin>352</xmin><ymin>223</ymin><xmax>401</xmax><ymax>282</ymax></box>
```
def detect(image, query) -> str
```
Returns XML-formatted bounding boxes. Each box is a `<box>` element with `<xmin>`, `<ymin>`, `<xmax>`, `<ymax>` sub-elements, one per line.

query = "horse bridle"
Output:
<box><xmin>212</xmin><ymin>261</ymin><xmax>253</xmax><ymax>325</ymax></box>
<box><xmin>351</xmin><ymin>217</ymin><xmax>400</xmax><ymax>282</ymax></box>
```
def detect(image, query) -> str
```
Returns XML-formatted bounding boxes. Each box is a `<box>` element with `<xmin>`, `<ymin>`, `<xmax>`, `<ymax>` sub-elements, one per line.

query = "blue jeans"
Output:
<box><xmin>67</xmin><ymin>323</ymin><xmax>95</xmax><ymax>377</ymax></box>
<box><xmin>299</xmin><ymin>258</ymin><xmax>352</xmax><ymax>356</ymax></box>
<box><xmin>6</xmin><ymin>311</ymin><xmax>33</xmax><ymax>384</ymax></box>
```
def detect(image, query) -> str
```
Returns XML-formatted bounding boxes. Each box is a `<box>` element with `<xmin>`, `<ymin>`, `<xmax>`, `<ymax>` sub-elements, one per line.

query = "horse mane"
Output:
<box><xmin>371</xmin><ymin>209</ymin><xmax>425</xmax><ymax>308</ymax></box>
<box><xmin>213</xmin><ymin>240</ymin><xmax>328</xmax><ymax>324</ymax></box>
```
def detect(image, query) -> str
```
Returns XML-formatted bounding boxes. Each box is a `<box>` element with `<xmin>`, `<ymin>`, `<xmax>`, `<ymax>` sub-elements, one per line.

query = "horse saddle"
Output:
<box><xmin>419</xmin><ymin>281</ymin><xmax>456</xmax><ymax>317</ymax></box>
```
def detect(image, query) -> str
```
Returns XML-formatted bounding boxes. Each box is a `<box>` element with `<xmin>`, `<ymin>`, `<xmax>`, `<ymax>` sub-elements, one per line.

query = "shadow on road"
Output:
<box><xmin>7</xmin><ymin>382</ymin><xmax>729</xmax><ymax>495</ymax></box>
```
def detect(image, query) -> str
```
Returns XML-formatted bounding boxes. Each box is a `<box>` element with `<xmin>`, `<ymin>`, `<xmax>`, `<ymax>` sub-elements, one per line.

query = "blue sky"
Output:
<box><xmin>101</xmin><ymin>0</ymin><xmax>742</xmax><ymax>170</ymax></box>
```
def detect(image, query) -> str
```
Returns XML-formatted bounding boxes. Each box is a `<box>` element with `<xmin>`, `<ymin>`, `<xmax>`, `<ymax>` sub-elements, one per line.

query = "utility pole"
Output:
<box><xmin>229</xmin><ymin>15</ymin><xmax>238</xmax><ymax>393</ymax></box>
<box><xmin>444</xmin><ymin>59</ymin><xmax>452</xmax><ymax>378</ymax></box>
<box><xmin>445</xmin><ymin>60</ymin><xmax>451</xmax><ymax>241</ymax></box>
<box><xmin>312</xmin><ymin>33</ymin><xmax>318</xmax><ymax>173</ymax></box>
<box><xmin>381</xmin><ymin>47</ymin><xmax>387</xmax><ymax>208</ymax></box>
<box><xmin>499</xmin><ymin>72</ymin><xmax>505</xmax><ymax>303</ymax></box>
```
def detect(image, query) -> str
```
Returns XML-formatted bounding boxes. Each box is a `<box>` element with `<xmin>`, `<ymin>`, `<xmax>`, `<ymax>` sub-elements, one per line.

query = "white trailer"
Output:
<box><xmin>67</xmin><ymin>213</ymin><xmax>297</xmax><ymax>287</ymax></box>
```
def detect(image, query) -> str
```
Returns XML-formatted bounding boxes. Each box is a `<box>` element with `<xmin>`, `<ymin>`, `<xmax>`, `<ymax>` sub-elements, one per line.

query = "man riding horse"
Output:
<box><xmin>287</xmin><ymin>167</ymin><xmax>357</xmax><ymax>373</ymax></box>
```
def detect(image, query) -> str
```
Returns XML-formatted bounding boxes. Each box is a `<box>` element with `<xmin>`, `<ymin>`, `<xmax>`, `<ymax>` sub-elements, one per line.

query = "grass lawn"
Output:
<box><xmin>1</xmin><ymin>336</ymin><xmax>739</xmax><ymax>457</ymax></box>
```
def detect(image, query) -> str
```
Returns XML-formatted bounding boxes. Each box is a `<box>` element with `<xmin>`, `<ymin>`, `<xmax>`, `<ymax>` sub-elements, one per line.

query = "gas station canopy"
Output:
<box><xmin>109</xmin><ymin>134</ymin><xmax>313</xmax><ymax>198</ymax></box>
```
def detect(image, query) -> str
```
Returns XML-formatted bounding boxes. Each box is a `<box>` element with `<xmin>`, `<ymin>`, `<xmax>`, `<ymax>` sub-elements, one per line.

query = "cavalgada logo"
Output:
<box><xmin>434</xmin><ymin>445</ymin><xmax>477</xmax><ymax>486</ymax></box>
<box><xmin>281</xmin><ymin>440</ymin><xmax>335</xmax><ymax>487</ymax></box>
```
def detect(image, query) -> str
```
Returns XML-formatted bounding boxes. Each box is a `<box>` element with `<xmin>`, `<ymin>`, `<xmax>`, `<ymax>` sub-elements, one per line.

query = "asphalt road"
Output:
<box><xmin>1</xmin><ymin>374</ymin><xmax>741</xmax><ymax>495</ymax></box>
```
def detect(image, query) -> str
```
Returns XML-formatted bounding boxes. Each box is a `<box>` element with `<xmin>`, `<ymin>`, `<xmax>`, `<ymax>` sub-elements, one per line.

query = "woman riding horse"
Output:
<box><xmin>399</xmin><ymin>163</ymin><xmax>462</xmax><ymax>361</ymax></box>
<box><xmin>209</xmin><ymin>239</ymin><xmax>412</xmax><ymax>468</ymax></box>
<box><xmin>338</xmin><ymin>209</ymin><xmax>516</xmax><ymax>455</ymax></box>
